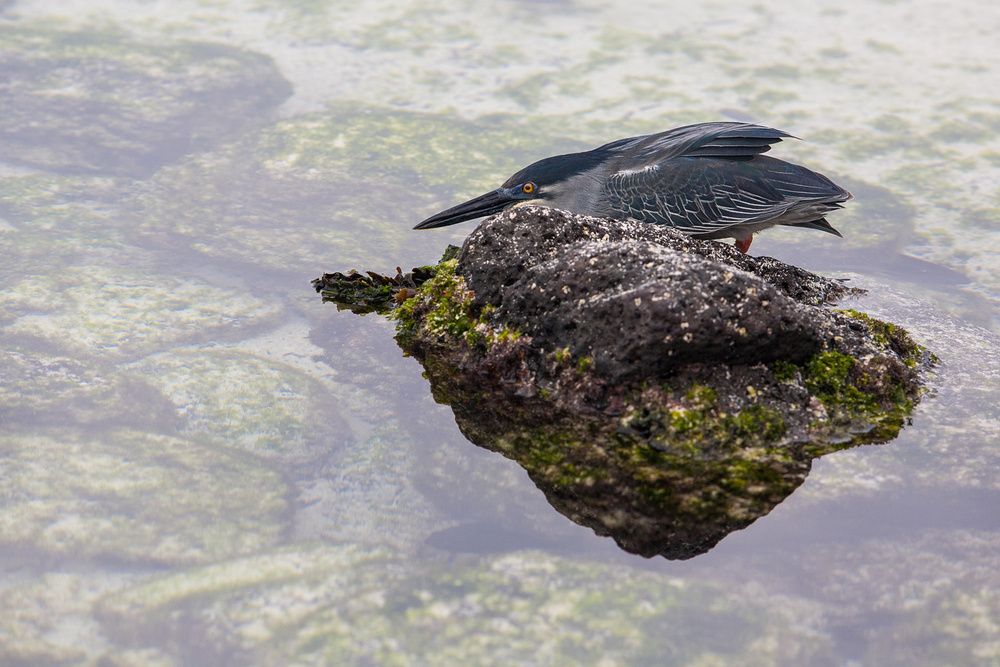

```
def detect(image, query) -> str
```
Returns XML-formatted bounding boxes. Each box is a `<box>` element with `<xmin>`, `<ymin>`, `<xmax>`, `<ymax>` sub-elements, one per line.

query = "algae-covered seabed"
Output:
<box><xmin>2</xmin><ymin>0</ymin><xmax>1000</xmax><ymax>664</ymax></box>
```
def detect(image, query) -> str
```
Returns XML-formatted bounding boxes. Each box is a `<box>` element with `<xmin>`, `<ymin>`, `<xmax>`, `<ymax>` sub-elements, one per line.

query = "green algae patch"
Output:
<box><xmin>477</xmin><ymin>403</ymin><xmax>807</xmax><ymax>559</ymax></box>
<box><xmin>838</xmin><ymin>309</ymin><xmax>928</xmax><ymax>365</ymax></box>
<box><xmin>0</xmin><ymin>429</ymin><xmax>291</xmax><ymax>566</ymax></box>
<box><xmin>317</xmin><ymin>246</ymin><xmax>521</xmax><ymax>352</ymax></box>
<box><xmin>807</xmin><ymin>351</ymin><xmax>888</xmax><ymax>412</ymax></box>
<box><xmin>99</xmin><ymin>544</ymin><xmax>399</xmax><ymax>617</ymax></box>
<box><xmin>0</xmin><ymin>174</ymin><xmax>134</xmax><ymax>291</ymax></box>
<box><xmin>257</xmin><ymin>101</ymin><xmax>568</xmax><ymax>195</ymax></box>
<box><xmin>395</xmin><ymin>259</ymin><xmax>477</xmax><ymax>342</ymax></box>
<box><xmin>775</xmin><ymin>308</ymin><xmax>934</xmax><ymax>445</ymax></box>
<box><xmin>627</xmin><ymin>384</ymin><xmax>789</xmax><ymax>458</ymax></box>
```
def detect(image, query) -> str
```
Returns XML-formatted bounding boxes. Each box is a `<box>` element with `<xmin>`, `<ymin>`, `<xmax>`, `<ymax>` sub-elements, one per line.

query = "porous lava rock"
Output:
<box><xmin>467</xmin><ymin>238</ymin><xmax>821</xmax><ymax>383</ymax></box>
<box><xmin>457</xmin><ymin>205</ymin><xmax>850</xmax><ymax>308</ymax></box>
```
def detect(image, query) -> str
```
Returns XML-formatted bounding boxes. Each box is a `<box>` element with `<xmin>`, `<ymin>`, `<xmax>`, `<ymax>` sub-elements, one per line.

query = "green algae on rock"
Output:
<box><xmin>0</xmin><ymin>25</ymin><xmax>291</xmax><ymax>177</ymax></box>
<box><xmin>255</xmin><ymin>101</ymin><xmax>581</xmax><ymax>195</ymax></box>
<box><xmin>313</xmin><ymin>264</ymin><xmax>439</xmax><ymax>315</ymax></box>
<box><xmin>315</xmin><ymin>207</ymin><xmax>931</xmax><ymax>559</ymax></box>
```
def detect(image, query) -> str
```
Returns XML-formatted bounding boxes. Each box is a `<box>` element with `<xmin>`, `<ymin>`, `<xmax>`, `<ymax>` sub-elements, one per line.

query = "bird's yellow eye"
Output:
<box><xmin>522</xmin><ymin>182</ymin><xmax>535</xmax><ymax>194</ymax></box>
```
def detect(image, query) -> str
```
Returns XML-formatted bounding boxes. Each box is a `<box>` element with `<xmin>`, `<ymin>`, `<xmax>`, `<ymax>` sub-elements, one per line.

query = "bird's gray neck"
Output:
<box><xmin>542</xmin><ymin>167</ymin><xmax>615</xmax><ymax>218</ymax></box>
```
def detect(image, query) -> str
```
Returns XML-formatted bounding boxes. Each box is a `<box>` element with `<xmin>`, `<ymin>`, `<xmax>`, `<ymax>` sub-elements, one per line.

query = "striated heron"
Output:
<box><xmin>414</xmin><ymin>122</ymin><xmax>851</xmax><ymax>253</ymax></box>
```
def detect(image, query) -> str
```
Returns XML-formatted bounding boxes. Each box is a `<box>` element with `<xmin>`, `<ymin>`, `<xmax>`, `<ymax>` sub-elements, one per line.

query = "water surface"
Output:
<box><xmin>2</xmin><ymin>0</ymin><xmax>1000</xmax><ymax>664</ymax></box>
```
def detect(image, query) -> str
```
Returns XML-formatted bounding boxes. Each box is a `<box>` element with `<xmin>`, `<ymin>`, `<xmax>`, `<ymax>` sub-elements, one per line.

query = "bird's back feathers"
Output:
<box><xmin>598</xmin><ymin>125</ymin><xmax>850</xmax><ymax>236</ymax></box>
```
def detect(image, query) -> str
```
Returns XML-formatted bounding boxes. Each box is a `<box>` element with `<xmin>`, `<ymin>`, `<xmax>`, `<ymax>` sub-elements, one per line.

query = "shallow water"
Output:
<box><xmin>2</xmin><ymin>0</ymin><xmax>1000</xmax><ymax>664</ymax></box>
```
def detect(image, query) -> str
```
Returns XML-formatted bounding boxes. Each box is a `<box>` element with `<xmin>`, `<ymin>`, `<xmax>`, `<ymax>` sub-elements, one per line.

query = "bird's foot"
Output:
<box><xmin>735</xmin><ymin>237</ymin><xmax>753</xmax><ymax>254</ymax></box>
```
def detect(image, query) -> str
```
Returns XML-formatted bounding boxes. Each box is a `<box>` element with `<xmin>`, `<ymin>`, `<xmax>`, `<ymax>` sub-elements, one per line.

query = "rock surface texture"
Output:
<box><xmin>458</xmin><ymin>208</ymin><xmax>856</xmax><ymax>383</ymax></box>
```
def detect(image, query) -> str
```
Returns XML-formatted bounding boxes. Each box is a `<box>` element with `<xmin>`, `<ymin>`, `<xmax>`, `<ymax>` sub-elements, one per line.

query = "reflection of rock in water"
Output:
<box><xmin>315</xmin><ymin>207</ymin><xmax>932</xmax><ymax>559</ymax></box>
<box><xmin>447</xmin><ymin>392</ymin><xmax>809</xmax><ymax>560</ymax></box>
<box><xmin>408</xmin><ymin>344</ymin><xmax>919</xmax><ymax>560</ymax></box>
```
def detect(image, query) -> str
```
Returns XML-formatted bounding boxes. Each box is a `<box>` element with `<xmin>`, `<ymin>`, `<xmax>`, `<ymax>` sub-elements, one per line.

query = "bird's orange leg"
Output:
<box><xmin>735</xmin><ymin>237</ymin><xmax>753</xmax><ymax>254</ymax></box>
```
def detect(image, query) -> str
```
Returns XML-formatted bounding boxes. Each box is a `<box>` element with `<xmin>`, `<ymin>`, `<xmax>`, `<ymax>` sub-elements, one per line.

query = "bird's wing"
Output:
<box><xmin>603</xmin><ymin>155</ymin><xmax>848</xmax><ymax>234</ymax></box>
<box><xmin>616</xmin><ymin>122</ymin><xmax>794</xmax><ymax>165</ymax></box>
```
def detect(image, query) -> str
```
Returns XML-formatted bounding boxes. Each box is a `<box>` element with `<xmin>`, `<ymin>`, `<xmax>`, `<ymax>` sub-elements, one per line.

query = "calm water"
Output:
<box><xmin>2</xmin><ymin>0</ymin><xmax>1000</xmax><ymax>664</ymax></box>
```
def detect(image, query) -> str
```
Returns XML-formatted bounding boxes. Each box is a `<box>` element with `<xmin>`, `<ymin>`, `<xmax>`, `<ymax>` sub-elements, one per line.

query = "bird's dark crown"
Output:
<box><xmin>501</xmin><ymin>148</ymin><xmax>611</xmax><ymax>190</ymax></box>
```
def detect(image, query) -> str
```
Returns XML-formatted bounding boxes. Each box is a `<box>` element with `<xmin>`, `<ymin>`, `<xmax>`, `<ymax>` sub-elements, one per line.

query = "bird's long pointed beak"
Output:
<box><xmin>414</xmin><ymin>188</ymin><xmax>513</xmax><ymax>230</ymax></box>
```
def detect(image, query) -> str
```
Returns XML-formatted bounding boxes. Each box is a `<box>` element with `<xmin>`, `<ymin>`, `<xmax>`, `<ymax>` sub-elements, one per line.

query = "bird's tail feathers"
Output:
<box><xmin>788</xmin><ymin>217</ymin><xmax>843</xmax><ymax>238</ymax></box>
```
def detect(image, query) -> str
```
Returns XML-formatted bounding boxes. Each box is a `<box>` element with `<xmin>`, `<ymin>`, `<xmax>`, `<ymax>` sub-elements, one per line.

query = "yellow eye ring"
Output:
<box><xmin>522</xmin><ymin>182</ymin><xmax>535</xmax><ymax>194</ymax></box>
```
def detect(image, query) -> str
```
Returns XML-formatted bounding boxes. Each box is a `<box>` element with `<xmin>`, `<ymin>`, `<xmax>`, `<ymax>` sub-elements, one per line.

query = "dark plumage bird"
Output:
<box><xmin>414</xmin><ymin>122</ymin><xmax>851</xmax><ymax>253</ymax></box>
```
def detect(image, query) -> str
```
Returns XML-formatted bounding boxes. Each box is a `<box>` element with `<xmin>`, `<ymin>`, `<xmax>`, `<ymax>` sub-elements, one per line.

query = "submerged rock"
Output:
<box><xmin>0</xmin><ymin>429</ymin><xmax>290</xmax><ymax>565</ymax></box>
<box><xmin>122</xmin><ymin>103</ymin><xmax>574</xmax><ymax>278</ymax></box>
<box><xmin>1</xmin><ymin>265</ymin><xmax>283</xmax><ymax>362</ymax></box>
<box><xmin>315</xmin><ymin>206</ymin><xmax>932</xmax><ymax>559</ymax></box>
<box><xmin>0</xmin><ymin>347</ymin><xmax>176</xmax><ymax>431</ymax></box>
<box><xmin>0</xmin><ymin>26</ymin><xmax>291</xmax><ymax>177</ymax></box>
<box><xmin>95</xmin><ymin>545</ymin><xmax>823</xmax><ymax>665</ymax></box>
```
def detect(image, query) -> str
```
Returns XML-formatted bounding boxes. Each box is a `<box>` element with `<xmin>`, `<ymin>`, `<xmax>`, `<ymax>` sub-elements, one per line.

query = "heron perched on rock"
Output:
<box><xmin>414</xmin><ymin>122</ymin><xmax>851</xmax><ymax>254</ymax></box>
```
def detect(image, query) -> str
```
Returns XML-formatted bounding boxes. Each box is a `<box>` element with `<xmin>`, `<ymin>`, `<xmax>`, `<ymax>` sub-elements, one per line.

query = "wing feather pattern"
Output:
<box><xmin>601</xmin><ymin>123</ymin><xmax>849</xmax><ymax>235</ymax></box>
